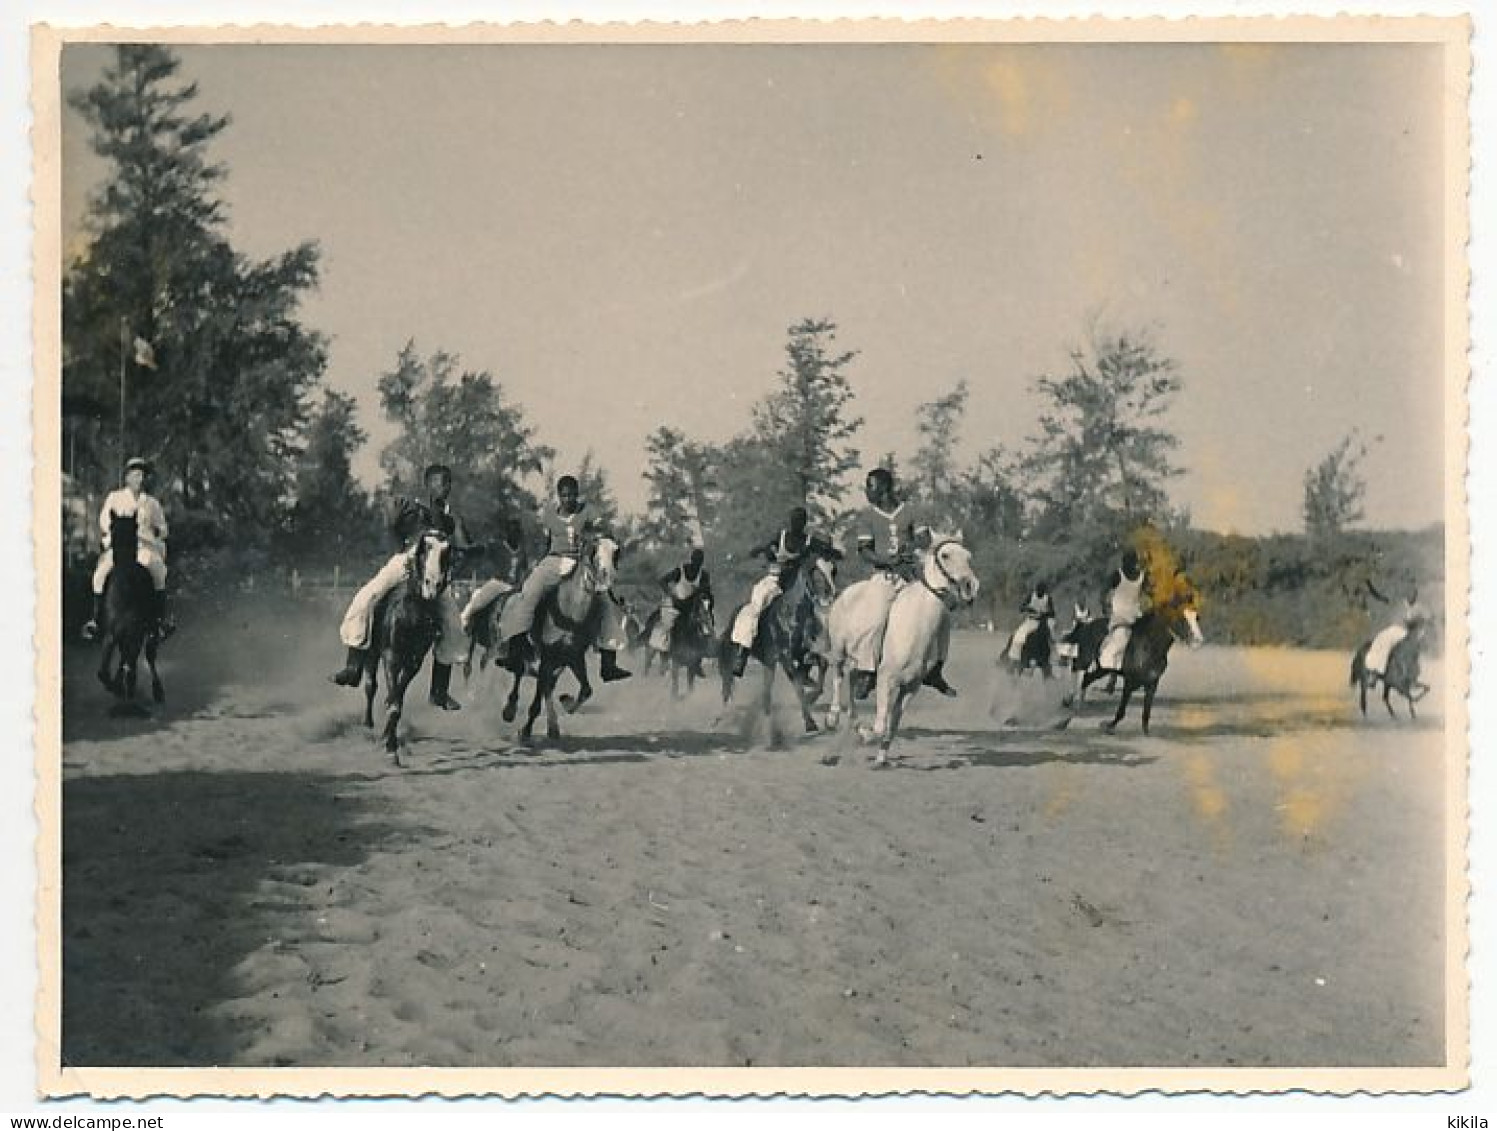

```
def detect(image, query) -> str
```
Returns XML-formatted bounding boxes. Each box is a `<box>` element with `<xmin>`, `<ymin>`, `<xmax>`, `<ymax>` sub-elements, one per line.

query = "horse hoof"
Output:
<box><xmin>546</xmin><ymin>725</ymin><xmax>561</xmax><ymax>741</ymax></box>
<box><xmin>502</xmin><ymin>703</ymin><xmax>517</xmax><ymax>723</ymax></box>
<box><xmin>1100</xmin><ymin>721</ymin><xmax>1117</xmax><ymax>733</ymax></box>
<box><xmin>152</xmin><ymin>687</ymin><xmax>165</xmax><ymax>705</ymax></box>
<box><xmin>804</xmin><ymin>719</ymin><xmax>820</xmax><ymax>735</ymax></box>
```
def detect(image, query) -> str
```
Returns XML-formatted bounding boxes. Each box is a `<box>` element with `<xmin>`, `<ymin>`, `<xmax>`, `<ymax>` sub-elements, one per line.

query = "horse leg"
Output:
<box><xmin>787</xmin><ymin>656</ymin><xmax>820</xmax><ymax>735</ymax></box>
<box><xmin>502</xmin><ymin>668</ymin><xmax>522</xmax><ymax>723</ymax></box>
<box><xmin>882</xmin><ymin>686</ymin><xmax>909</xmax><ymax>755</ymax></box>
<box><xmin>1358</xmin><ymin>675</ymin><xmax>1368</xmax><ymax>718</ymax></box>
<box><xmin>521</xmin><ymin>664</ymin><xmax>547</xmax><ymax>741</ymax></box>
<box><xmin>561</xmin><ymin>656</ymin><xmax>592</xmax><ymax>713</ymax></box>
<box><xmin>363</xmin><ymin>657</ymin><xmax>378</xmax><ymax>728</ymax></box>
<box><xmin>1103</xmin><ymin>680</ymin><xmax>1136</xmax><ymax>732</ymax></box>
<box><xmin>1383</xmin><ymin>681</ymin><xmax>1397</xmax><ymax>720</ymax></box>
<box><xmin>1140</xmin><ymin>681</ymin><xmax>1158</xmax><ymax>735</ymax></box>
<box><xmin>145</xmin><ymin>633</ymin><xmax>164</xmax><ymax>704</ymax></box>
<box><xmin>383</xmin><ymin>663</ymin><xmax>414</xmax><ymax>759</ymax></box>
<box><xmin>97</xmin><ymin>636</ymin><xmax>118</xmax><ymax>695</ymax></box>
<box><xmin>544</xmin><ymin>669</ymin><xmax>562</xmax><ymax>741</ymax></box>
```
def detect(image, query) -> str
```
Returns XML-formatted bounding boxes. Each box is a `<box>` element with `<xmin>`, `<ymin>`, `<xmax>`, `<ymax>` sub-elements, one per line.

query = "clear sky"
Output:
<box><xmin>60</xmin><ymin>40</ymin><xmax>1448</xmax><ymax>534</ymax></box>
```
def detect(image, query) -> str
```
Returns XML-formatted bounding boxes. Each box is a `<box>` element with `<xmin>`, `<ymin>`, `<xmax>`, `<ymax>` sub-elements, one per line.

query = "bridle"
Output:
<box><xmin>920</xmin><ymin>539</ymin><xmax>968</xmax><ymax>610</ymax></box>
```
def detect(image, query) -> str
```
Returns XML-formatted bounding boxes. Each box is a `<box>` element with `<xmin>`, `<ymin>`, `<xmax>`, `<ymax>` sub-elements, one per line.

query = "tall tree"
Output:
<box><xmin>1303</xmin><ymin>430</ymin><xmax>1372</xmax><ymax>541</ymax></box>
<box><xmin>377</xmin><ymin>340</ymin><xmax>552</xmax><ymax>537</ymax></box>
<box><xmin>909</xmin><ymin>380</ymin><xmax>970</xmax><ymax>527</ymax></box>
<box><xmin>574</xmin><ymin>450</ymin><xmax>620</xmax><ymax>531</ymax></box>
<box><xmin>749</xmin><ymin>318</ymin><xmax>863</xmax><ymax>526</ymax></box>
<box><xmin>281</xmin><ymin>389</ymin><xmax>374</xmax><ymax>565</ymax></box>
<box><xmin>1022</xmin><ymin>327</ymin><xmax>1183</xmax><ymax>548</ymax></box>
<box><xmin>63</xmin><ymin>45</ymin><xmax>326</xmax><ymax>537</ymax></box>
<box><xmin>641</xmin><ymin>425</ymin><xmax>718</xmax><ymax>547</ymax></box>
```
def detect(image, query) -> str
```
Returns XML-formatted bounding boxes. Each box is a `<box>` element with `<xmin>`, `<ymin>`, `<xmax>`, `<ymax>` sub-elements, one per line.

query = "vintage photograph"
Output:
<box><xmin>38</xmin><ymin>19</ymin><xmax>1468</xmax><ymax>1095</ymax></box>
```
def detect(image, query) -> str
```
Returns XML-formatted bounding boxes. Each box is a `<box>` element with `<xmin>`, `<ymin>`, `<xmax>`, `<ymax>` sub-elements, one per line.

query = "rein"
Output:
<box><xmin>920</xmin><ymin>540</ymin><xmax>966</xmax><ymax>610</ymax></box>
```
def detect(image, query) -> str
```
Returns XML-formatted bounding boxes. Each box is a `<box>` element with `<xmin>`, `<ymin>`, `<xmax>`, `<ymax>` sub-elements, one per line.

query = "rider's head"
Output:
<box><xmin>556</xmin><ymin>475</ymin><xmax>580</xmax><ymax>512</ymax></box>
<box><xmin>123</xmin><ymin>457</ymin><xmax>149</xmax><ymax>493</ymax></box>
<box><xmin>424</xmin><ymin>463</ymin><xmax>453</xmax><ymax>501</ymax></box>
<box><xmin>1034</xmin><ymin>581</ymin><xmax>1049</xmax><ymax>597</ymax></box>
<box><xmin>864</xmin><ymin>467</ymin><xmax>895</xmax><ymax>505</ymax></box>
<box><xmin>688</xmin><ymin>547</ymin><xmax>705</xmax><ymax>569</ymax></box>
<box><xmin>788</xmin><ymin>506</ymin><xmax>809</xmax><ymax>533</ymax></box>
<box><xmin>503</xmin><ymin>515</ymin><xmax>524</xmax><ymax>543</ymax></box>
<box><xmin>1121</xmin><ymin>548</ymin><xmax>1140</xmax><ymax>575</ymax></box>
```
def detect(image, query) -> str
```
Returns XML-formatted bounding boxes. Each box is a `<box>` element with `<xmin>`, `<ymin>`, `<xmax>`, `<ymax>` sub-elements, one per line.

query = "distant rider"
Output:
<box><xmin>82</xmin><ymin>456</ymin><xmax>173</xmax><ymax>642</ymax></box>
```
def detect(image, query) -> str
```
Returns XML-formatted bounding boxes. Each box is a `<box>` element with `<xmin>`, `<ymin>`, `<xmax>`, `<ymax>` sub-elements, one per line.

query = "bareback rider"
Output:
<box><xmin>329</xmin><ymin>463</ymin><xmax>474</xmax><ymax>710</ymax></box>
<box><xmin>459</xmin><ymin>515</ymin><xmax>532</xmax><ymax>635</ymax></box>
<box><xmin>847</xmin><ymin>468</ymin><xmax>957</xmax><ymax>699</ymax></box>
<box><xmin>1007</xmin><ymin>580</ymin><xmax>1056</xmax><ymax>662</ymax></box>
<box><xmin>1098</xmin><ymin>548</ymin><xmax>1148</xmax><ymax>671</ymax></box>
<box><xmin>495</xmin><ymin>475</ymin><xmax>632</xmax><ymax>682</ymax></box>
<box><xmin>728</xmin><ymin>505</ymin><xmax>841</xmax><ymax>677</ymax></box>
<box><xmin>651</xmin><ymin>546</ymin><xmax>713</xmax><ymax>654</ymax></box>
<box><xmin>82</xmin><ymin>456</ymin><xmax>174</xmax><ymax>641</ymax></box>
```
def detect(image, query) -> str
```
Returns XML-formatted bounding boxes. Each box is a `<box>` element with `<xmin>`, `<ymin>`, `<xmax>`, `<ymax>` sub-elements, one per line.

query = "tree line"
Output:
<box><xmin>61</xmin><ymin>46</ymin><xmax>1434</xmax><ymax>649</ymax></box>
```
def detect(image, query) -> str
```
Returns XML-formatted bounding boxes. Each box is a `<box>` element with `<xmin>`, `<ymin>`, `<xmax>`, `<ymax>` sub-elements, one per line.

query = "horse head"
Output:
<box><xmin>923</xmin><ymin>534</ymin><xmax>980</xmax><ymax>606</ymax></box>
<box><xmin>412</xmin><ymin>529</ymin><xmax>452</xmax><ymax>601</ymax></box>
<box><xmin>807</xmin><ymin>553</ymin><xmax>838</xmax><ymax>609</ymax></box>
<box><xmin>586</xmin><ymin>534</ymin><xmax>621</xmax><ymax>592</ymax></box>
<box><xmin>1164</xmin><ymin>577</ymin><xmax>1205</xmax><ymax>648</ymax></box>
<box><xmin>108</xmin><ymin>510</ymin><xmax>140</xmax><ymax>560</ymax></box>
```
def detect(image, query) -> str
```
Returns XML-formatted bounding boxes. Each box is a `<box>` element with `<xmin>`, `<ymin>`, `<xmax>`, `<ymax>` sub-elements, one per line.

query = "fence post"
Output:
<box><xmin>333</xmin><ymin>564</ymin><xmax>341</xmax><ymax>594</ymax></box>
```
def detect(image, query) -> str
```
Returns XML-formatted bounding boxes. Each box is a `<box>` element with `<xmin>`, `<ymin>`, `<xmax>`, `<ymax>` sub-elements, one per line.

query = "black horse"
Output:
<box><xmin>1351</xmin><ymin>626</ymin><xmax>1429</xmax><ymax>720</ymax></box>
<box><xmin>717</xmin><ymin>553</ymin><xmax>838</xmax><ymax>736</ymax></box>
<box><xmin>358</xmin><ymin>530</ymin><xmax>452</xmax><ymax>762</ymax></box>
<box><xmin>642</xmin><ymin>596</ymin><xmax>716</xmax><ymax>697</ymax></box>
<box><xmin>1060</xmin><ymin>610</ymin><xmax>1113</xmax><ymax>706</ymax></box>
<box><xmin>1005</xmin><ymin>615</ymin><xmax>1055</xmax><ymax>679</ymax></box>
<box><xmin>95</xmin><ymin>512</ymin><xmax>164</xmax><ymax>707</ymax></box>
<box><xmin>1078</xmin><ymin>589</ymin><xmax>1203</xmax><ymax>735</ymax></box>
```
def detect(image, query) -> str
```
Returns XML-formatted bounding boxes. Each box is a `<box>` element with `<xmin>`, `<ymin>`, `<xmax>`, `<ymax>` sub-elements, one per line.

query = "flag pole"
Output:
<box><xmin>118</xmin><ymin>316</ymin><xmax>128</xmax><ymax>476</ymax></box>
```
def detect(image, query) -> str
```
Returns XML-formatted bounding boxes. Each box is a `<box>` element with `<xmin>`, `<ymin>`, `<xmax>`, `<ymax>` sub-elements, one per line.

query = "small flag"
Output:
<box><xmin>132</xmin><ymin>337</ymin><xmax>158</xmax><ymax>370</ymax></box>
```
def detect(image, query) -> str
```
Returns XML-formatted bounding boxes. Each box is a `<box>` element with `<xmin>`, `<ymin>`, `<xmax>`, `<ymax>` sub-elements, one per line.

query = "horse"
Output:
<box><xmin>503</xmin><ymin>534</ymin><xmax>620</xmax><ymax>743</ymax></box>
<box><xmin>1351</xmin><ymin>623</ymin><xmax>1429</xmax><ymax>720</ymax></box>
<box><xmin>1059</xmin><ymin>608</ymin><xmax>1112</xmax><ymax>707</ymax></box>
<box><xmin>860</xmin><ymin>536</ymin><xmax>980</xmax><ymax>765</ymax></box>
<box><xmin>357</xmin><ymin>529</ymin><xmax>452</xmax><ymax>762</ymax></box>
<box><xmin>95</xmin><ymin>511</ymin><xmax>164</xmax><ymax>707</ymax></box>
<box><xmin>1004</xmin><ymin>614</ymin><xmax>1054</xmax><ymax>679</ymax></box>
<box><xmin>716</xmin><ymin>552</ymin><xmax>839</xmax><ymax>737</ymax></box>
<box><xmin>643</xmin><ymin>596</ymin><xmax>716</xmax><ymax>698</ymax></box>
<box><xmin>1078</xmin><ymin>587</ymin><xmax>1204</xmax><ymax>735</ymax></box>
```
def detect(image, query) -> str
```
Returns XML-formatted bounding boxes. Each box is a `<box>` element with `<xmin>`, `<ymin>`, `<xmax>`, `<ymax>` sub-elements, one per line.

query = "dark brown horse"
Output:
<box><xmin>1079</xmin><ymin>587</ymin><xmax>1204</xmax><ymax>735</ymax></box>
<box><xmin>1005</xmin><ymin>615</ymin><xmax>1055</xmax><ymax>679</ymax></box>
<box><xmin>358</xmin><ymin>530</ymin><xmax>452</xmax><ymax>762</ymax></box>
<box><xmin>1351</xmin><ymin>625</ymin><xmax>1429</xmax><ymax>720</ymax></box>
<box><xmin>96</xmin><ymin>512</ymin><xmax>164</xmax><ymax>707</ymax></box>
<box><xmin>642</xmin><ymin>596</ymin><xmax>716</xmax><ymax>698</ymax></box>
<box><xmin>716</xmin><ymin>553</ymin><xmax>839</xmax><ymax>736</ymax></box>
<box><xmin>503</xmin><ymin>534</ymin><xmax>620</xmax><ymax>743</ymax></box>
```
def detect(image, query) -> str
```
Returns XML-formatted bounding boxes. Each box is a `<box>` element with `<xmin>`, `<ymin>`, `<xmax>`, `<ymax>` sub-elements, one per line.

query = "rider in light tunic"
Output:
<box><xmin>1364</xmin><ymin>583</ymin><xmax>1430</xmax><ymax>678</ymax></box>
<box><xmin>845</xmin><ymin>468</ymin><xmax>957</xmax><ymax>699</ymax></box>
<box><xmin>82</xmin><ymin>456</ymin><xmax>173</xmax><ymax>641</ymax></box>
<box><xmin>329</xmin><ymin>463</ymin><xmax>473</xmax><ymax>710</ymax></box>
<box><xmin>1098</xmin><ymin>548</ymin><xmax>1148</xmax><ymax>672</ymax></box>
<box><xmin>496</xmin><ymin>475</ymin><xmax>632</xmax><ymax>682</ymax></box>
<box><xmin>651</xmin><ymin>546</ymin><xmax>713</xmax><ymax>654</ymax></box>
<box><xmin>728</xmin><ymin>506</ymin><xmax>840</xmax><ymax>677</ymax></box>
<box><xmin>1007</xmin><ymin>581</ymin><xmax>1056</xmax><ymax>662</ymax></box>
<box><xmin>459</xmin><ymin>516</ymin><xmax>531</xmax><ymax>634</ymax></box>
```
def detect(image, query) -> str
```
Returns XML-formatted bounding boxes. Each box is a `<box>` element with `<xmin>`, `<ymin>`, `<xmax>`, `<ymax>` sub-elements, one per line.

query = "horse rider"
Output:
<box><xmin>1098</xmin><ymin>548</ymin><xmax>1149</xmax><ymax>671</ymax></box>
<box><xmin>1007</xmin><ymin>580</ymin><xmax>1056</xmax><ymax>663</ymax></box>
<box><xmin>1363</xmin><ymin>582</ymin><xmax>1430</xmax><ymax>680</ymax></box>
<box><xmin>728</xmin><ymin>505</ymin><xmax>841</xmax><ymax>677</ymax></box>
<box><xmin>651</xmin><ymin>546</ymin><xmax>713</xmax><ymax>657</ymax></box>
<box><xmin>846</xmin><ymin>468</ymin><xmax>957</xmax><ymax>699</ymax></box>
<box><xmin>82</xmin><ymin>456</ymin><xmax>173</xmax><ymax>642</ymax></box>
<box><xmin>496</xmin><ymin>474</ymin><xmax>633</xmax><ymax>682</ymax></box>
<box><xmin>329</xmin><ymin>462</ymin><xmax>474</xmax><ymax>710</ymax></box>
<box><xmin>459</xmin><ymin>515</ymin><xmax>532</xmax><ymax>635</ymax></box>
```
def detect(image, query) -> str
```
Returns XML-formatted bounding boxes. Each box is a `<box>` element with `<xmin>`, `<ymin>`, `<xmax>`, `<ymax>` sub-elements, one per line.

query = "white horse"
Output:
<box><xmin>821</xmin><ymin>571</ymin><xmax>903</xmax><ymax>737</ymax></box>
<box><xmin>825</xmin><ymin>536</ymin><xmax>979</xmax><ymax>765</ymax></box>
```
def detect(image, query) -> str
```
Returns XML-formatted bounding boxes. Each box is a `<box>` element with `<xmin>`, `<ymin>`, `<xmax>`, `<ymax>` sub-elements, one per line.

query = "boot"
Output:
<box><xmin>429</xmin><ymin>662</ymin><xmax>462</xmax><ymax>710</ymax></box>
<box><xmin>851</xmin><ymin>669</ymin><xmax>875</xmax><ymax>701</ymax></box>
<box><xmin>599</xmin><ymin>650</ymin><xmax>632</xmax><ymax>683</ymax></box>
<box><xmin>502</xmin><ymin>633</ymin><xmax>530</xmax><ymax>674</ymax></box>
<box><xmin>921</xmin><ymin>662</ymin><xmax>959</xmax><ymax>698</ymax></box>
<box><xmin>81</xmin><ymin>592</ymin><xmax>104</xmax><ymax>641</ymax></box>
<box><xmin>328</xmin><ymin>646</ymin><xmax>367</xmax><ymax>687</ymax></box>
<box><xmin>155</xmin><ymin>589</ymin><xmax>176</xmax><ymax>640</ymax></box>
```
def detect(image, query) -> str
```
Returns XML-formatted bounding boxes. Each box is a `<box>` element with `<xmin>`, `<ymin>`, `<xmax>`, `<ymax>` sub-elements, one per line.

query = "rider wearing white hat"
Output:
<box><xmin>82</xmin><ymin>457</ymin><xmax>173</xmax><ymax>641</ymax></box>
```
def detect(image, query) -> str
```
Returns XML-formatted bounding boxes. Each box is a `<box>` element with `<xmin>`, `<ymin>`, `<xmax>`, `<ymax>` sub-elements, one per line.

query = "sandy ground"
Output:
<box><xmin>58</xmin><ymin>592</ymin><xmax>1449</xmax><ymax>1068</ymax></box>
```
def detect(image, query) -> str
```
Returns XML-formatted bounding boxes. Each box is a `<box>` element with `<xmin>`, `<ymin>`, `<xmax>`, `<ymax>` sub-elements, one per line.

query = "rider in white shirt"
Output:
<box><xmin>82</xmin><ymin>457</ymin><xmax>173</xmax><ymax>641</ymax></box>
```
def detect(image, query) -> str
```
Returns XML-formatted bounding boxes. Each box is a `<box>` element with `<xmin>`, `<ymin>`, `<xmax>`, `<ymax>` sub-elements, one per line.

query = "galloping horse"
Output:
<box><xmin>1079</xmin><ymin>584</ymin><xmax>1204</xmax><ymax>734</ymax></box>
<box><xmin>503</xmin><ymin>533</ymin><xmax>620</xmax><ymax>742</ymax></box>
<box><xmin>717</xmin><ymin>552</ymin><xmax>839</xmax><ymax>736</ymax></box>
<box><xmin>359</xmin><ymin>529</ymin><xmax>452</xmax><ymax>761</ymax></box>
<box><xmin>643</xmin><ymin>596</ymin><xmax>716</xmax><ymax>698</ymax></box>
<box><xmin>1005</xmin><ymin>614</ymin><xmax>1054</xmax><ymax>679</ymax></box>
<box><xmin>95</xmin><ymin>511</ymin><xmax>164</xmax><ymax>706</ymax></box>
<box><xmin>1060</xmin><ymin>609</ymin><xmax>1111</xmax><ymax>707</ymax></box>
<box><xmin>1351</xmin><ymin>624</ymin><xmax>1429</xmax><ymax>720</ymax></box>
<box><xmin>861</xmin><ymin>535</ymin><xmax>979</xmax><ymax>765</ymax></box>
